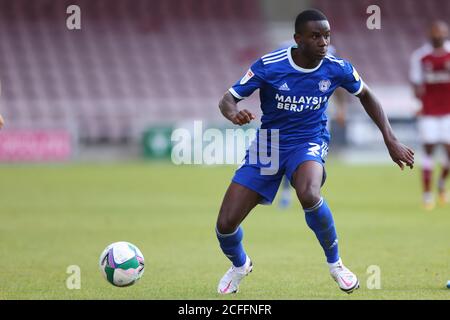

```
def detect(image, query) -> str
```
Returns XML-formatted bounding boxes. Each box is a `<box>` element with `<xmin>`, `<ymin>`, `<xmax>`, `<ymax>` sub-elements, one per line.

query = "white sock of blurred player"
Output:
<box><xmin>438</xmin><ymin>154</ymin><xmax>449</xmax><ymax>205</ymax></box>
<box><xmin>422</xmin><ymin>154</ymin><xmax>435</xmax><ymax>210</ymax></box>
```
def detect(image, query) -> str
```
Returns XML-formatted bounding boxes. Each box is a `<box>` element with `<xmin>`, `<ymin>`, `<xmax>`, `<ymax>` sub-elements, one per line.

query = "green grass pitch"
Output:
<box><xmin>0</xmin><ymin>161</ymin><xmax>448</xmax><ymax>300</ymax></box>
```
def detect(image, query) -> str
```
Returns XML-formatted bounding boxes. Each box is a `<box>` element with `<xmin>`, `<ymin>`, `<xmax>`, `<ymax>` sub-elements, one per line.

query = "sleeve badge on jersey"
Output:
<box><xmin>240</xmin><ymin>69</ymin><xmax>255</xmax><ymax>85</ymax></box>
<box><xmin>352</xmin><ymin>67</ymin><xmax>361</xmax><ymax>81</ymax></box>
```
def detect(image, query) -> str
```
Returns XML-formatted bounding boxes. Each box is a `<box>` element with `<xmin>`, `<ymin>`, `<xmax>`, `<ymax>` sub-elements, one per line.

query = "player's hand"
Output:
<box><xmin>0</xmin><ymin>114</ymin><xmax>4</xmax><ymax>129</ymax></box>
<box><xmin>413</xmin><ymin>85</ymin><xmax>425</xmax><ymax>100</ymax></box>
<box><xmin>386</xmin><ymin>139</ymin><xmax>415</xmax><ymax>170</ymax></box>
<box><xmin>229</xmin><ymin>109</ymin><xmax>255</xmax><ymax>126</ymax></box>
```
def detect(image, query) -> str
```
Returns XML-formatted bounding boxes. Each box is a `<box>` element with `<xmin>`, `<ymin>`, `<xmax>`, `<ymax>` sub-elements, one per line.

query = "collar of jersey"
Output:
<box><xmin>287</xmin><ymin>45</ymin><xmax>323</xmax><ymax>73</ymax></box>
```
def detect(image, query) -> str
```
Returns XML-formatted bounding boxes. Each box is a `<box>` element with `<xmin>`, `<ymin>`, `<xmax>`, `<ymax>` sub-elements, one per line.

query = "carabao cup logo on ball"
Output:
<box><xmin>99</xmin><ymin>241</ymin><xmax>145</xmax><ymax>287</ymax></box>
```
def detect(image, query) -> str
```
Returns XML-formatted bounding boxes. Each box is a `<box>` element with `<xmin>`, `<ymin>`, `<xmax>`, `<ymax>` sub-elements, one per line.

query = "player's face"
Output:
<box><xmin>429</xmin><ymin>22</ymin><xmax>448</xmax><ymax>48</ymax></box>
<box><xmin>295</xmin><ymin>20</ymin><xmax>331</xmax><ymax>60</ymax></box>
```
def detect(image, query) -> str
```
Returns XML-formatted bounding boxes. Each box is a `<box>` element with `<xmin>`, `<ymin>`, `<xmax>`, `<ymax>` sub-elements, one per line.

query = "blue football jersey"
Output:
<box><xmin>229</xmin><ymin>45</ymin><xmax>363</xmax><ymax>149</ymax></box>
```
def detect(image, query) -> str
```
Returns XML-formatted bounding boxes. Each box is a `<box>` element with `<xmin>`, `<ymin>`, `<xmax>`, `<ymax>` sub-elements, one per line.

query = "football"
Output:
<box><xmin>99</xmin><ymin>241</ymin><xmax>145</xmax><ymax>287</ymax></box>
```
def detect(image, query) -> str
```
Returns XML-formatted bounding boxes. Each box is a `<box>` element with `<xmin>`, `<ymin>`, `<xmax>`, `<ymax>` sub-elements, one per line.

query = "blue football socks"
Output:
<box><xmin>216</xmin><ymin>226</ymin><xmax>247</xmax><ymax>267</ymax></box>
<box><xmin>304</xmin><ymin>197</ymin><xmax>339</xmax><ymax>263</ymax></box>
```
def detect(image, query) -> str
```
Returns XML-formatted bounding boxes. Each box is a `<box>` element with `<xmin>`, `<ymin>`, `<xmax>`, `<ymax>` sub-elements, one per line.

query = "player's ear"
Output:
<box><xmin>294</xmin><ymin>32</ymin><xmax>302</xmax><ymax>45</ymax></box>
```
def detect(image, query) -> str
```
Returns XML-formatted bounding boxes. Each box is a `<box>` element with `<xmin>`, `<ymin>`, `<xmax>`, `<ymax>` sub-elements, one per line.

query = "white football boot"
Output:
<box><xmin>217</xmin><ymin>256</ymin><xmax>253</xmax><ymax>294</ymax></box>
<box><xmin>329</xmin><ymin>258</ymin><xmax>360</xmax><ymax>294</ymax></box>
<box><xmin>423</xmin><ymin>192</ymin><xmax>436</xmax><ymax>211</ymax></box>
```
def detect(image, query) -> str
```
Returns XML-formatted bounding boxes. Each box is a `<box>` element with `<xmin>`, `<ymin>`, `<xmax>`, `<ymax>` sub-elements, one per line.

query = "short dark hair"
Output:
<box><xmin>295</xmin><ymin>9</ymin><xmax>328</xmax><ymax>34</ymax></box>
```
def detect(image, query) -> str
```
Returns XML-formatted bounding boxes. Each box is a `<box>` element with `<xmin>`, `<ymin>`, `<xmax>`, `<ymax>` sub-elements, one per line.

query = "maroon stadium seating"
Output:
<box><xmin>313</xmin><ymin>0</ymin><xmax>450</xmax><ymax>84</ymax></box>
<box><xmin>0</xmin><ymin>0</ymin><xmax>268</xmax><ymax>142</ymax></box>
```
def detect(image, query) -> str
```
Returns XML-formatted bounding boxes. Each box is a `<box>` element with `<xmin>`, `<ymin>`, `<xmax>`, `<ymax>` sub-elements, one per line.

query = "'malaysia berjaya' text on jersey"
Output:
<box><xmin>229</xmin><ymin>45</ymin><xmax>363</xmax><ymax>148</ymax></box>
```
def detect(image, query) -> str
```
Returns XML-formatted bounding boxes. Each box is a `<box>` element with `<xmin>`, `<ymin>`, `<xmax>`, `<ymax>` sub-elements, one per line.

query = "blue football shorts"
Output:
<box><xmin>232</xmin><ymin>136</ymin><xmax>329</xmax><ymax>205</ymax></box>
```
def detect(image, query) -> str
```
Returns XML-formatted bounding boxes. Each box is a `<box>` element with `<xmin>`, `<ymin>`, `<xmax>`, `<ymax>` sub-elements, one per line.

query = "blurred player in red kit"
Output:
<box><xmin>410</xmin><ymin>21</ymin><xmax>450</xmax><ymax>210</ymax></box>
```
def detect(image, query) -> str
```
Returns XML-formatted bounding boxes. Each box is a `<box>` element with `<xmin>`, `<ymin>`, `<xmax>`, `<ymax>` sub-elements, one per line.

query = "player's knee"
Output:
<box><xmin>296</xmin><ymin>185</ymin><xmax>321</xmax><ymax>209</ymax></box>
<box><xmin>216</xmin><ymin>212</ymin><xmax>239</xmax><ymax>235</ymax></box>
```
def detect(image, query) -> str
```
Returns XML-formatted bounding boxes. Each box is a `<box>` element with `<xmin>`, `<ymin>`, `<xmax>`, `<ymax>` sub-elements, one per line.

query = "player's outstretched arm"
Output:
<box><xmin>218</xmin><ymin>91</ymin><xmax>255</xmax><ymax>126</ymax></box>
<box><xmin>356</xmin><ymin>85</ymin><xmax>415</xmax><ymax>170</ymax></box>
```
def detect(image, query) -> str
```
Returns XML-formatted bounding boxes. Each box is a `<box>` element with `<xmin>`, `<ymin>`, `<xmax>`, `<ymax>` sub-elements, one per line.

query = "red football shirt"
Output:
<box><xmin>410</xmin><ymin>42</ymin><xmax>450</xmax><ymax>116</ymax></box>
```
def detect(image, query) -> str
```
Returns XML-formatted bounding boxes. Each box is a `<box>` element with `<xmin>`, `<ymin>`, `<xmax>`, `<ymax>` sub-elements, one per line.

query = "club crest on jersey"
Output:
<box><xmin>318</xmin><ymin>79</ymin><xmax>331</xmax><ymax>93</ymax></box>
<box><xmin>424</xmin><ymin>61</ymin><xmax>434</xmax><ymax>72</ymax></box>
<box><xmin>240</xmin><ymin>69</ymin><xmax>254</xmax><ymax>85</ymax></box>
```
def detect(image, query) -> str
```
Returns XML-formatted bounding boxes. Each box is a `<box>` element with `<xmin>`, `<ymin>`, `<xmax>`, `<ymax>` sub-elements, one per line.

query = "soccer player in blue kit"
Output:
<box><xmin>215</xmin><ymin>9</ymin><xmax>415</xmax><ymax>294</ymax></box>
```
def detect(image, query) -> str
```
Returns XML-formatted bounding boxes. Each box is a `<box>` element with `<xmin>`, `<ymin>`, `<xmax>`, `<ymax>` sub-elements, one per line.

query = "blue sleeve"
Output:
<box><xmin>229</xmin><ymin>59</ymin><xmax>265</xmax><ymax>100</ymax></box>
<box><xmin>339</xmin><ymin>60</ymin><xmax>364</xmax><ymax>95</ymax></box>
